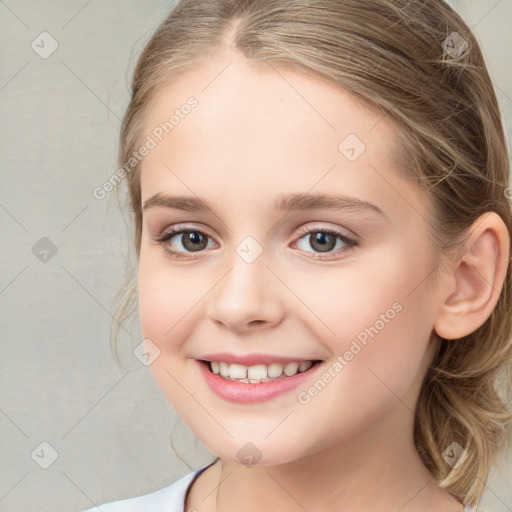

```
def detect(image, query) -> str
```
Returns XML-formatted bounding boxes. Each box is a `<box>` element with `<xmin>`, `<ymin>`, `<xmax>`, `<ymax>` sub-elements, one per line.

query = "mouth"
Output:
<box><xmin>199</xmin><ymin>359</ymin><xmax>323</xmax><ymax>384</ymax></box>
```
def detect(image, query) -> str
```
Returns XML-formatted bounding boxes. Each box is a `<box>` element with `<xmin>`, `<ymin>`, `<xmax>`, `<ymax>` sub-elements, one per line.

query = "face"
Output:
<box><xmin>136</xmin><ymin>46</ymin><xmax>444</xmax><ymax>466</ymax></box>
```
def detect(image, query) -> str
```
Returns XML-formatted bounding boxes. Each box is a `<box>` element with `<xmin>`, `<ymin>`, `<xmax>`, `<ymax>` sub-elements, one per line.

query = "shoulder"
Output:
<box><xmin>80</xmin><ymin>468</ymin><xmax>201</xmax><ymax>512</ymax></box>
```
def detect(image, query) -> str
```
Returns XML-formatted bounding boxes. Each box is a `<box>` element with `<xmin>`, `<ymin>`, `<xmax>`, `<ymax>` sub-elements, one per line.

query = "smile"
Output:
<box><xmin>197</xmin><ymin>358</ymin><xmax>323</xmax><ymax>403</ymax></box>
<box><xmin>208</xmin><ymin>360</ymin><xmax>317</xmax><ymax>383</ymax></box>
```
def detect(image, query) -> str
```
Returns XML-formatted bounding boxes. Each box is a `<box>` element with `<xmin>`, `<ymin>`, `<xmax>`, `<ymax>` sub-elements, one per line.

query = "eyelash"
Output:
<box><xmin>154</xmin><ymin>224</ymin><xmax>358</xmax><ymax>260</ymax></box>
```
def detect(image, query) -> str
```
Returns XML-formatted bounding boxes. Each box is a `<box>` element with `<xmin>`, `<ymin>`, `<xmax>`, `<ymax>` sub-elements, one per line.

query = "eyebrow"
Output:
<box><xmin>142</xmin><ymin>192</ymin><xmax>385</xmax><ymax>216</ymax></box>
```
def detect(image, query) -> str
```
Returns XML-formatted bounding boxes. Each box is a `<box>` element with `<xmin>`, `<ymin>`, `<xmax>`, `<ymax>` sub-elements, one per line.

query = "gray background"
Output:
<box><xmin>0</xmin><ymin>1</ymin><xmax>511</xmax><ymax>511</ymax></box>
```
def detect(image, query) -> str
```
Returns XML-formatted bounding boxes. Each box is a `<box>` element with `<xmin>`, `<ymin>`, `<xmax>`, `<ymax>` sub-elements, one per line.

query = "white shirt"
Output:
<box><xmin>82</xmin><ymin>464</ymin><xmax>477</xmax><ymax>512</ymax></box>
<box><xmin>81</xmin><ymin>465</ymin><xmax>207</xmax><ymax>512</ymax></box>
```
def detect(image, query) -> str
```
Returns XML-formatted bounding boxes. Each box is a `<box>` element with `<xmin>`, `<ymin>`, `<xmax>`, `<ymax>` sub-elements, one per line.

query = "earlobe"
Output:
<box><xmin>434</xmin><ymin>212</ymin><xmax>510</xmax><ymax>340</ymax></box>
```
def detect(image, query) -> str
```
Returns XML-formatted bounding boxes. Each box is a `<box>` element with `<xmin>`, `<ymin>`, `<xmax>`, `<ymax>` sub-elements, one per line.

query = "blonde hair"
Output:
<box><xmin>113</xmin><ymin>0</ymin><xmax>512</xmax><ymax>507</ymax></box>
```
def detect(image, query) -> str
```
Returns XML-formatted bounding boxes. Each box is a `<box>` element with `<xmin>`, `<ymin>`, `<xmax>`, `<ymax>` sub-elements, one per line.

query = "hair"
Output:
<box><xmin>112</xmin><ymin>0</ymin><xmax>512</xmax><ymax>507</ymax></box>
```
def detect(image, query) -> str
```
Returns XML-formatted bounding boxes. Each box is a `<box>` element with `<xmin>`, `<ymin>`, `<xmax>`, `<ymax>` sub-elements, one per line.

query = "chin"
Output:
<box><xmin>200</xmin><ymin>434</ymin><xmax>316</xmax><ymax>469</ymax></box>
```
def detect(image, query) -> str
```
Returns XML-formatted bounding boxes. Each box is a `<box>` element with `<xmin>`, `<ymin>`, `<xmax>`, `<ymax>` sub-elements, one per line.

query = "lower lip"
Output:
<box><xmin>197</xmin><ymin>360</ymin><xmax>322</xmax><ymax>403</ymax></box>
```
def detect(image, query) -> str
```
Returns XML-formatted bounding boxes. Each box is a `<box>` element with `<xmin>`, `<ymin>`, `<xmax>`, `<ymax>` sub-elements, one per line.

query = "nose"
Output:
<box><xmin>205</xmin><ymin>241</ymin><xmax>285</xmax><ymax>333</ymax></box>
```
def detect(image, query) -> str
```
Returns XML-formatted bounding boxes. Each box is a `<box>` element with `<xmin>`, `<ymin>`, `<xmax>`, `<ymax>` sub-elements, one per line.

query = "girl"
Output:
<box><xmin>84</xmin><ymin>0</ymin><xmax>512</xmax><ymax>510</ymax></box>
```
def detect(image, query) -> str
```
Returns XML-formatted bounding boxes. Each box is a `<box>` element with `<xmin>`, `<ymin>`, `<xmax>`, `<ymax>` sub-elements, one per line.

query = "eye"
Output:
<box><xmin>292</xmin><ymin>224</ymin><xmax>357</xmax><ymax>258</ymax></box>
<box><xmin>154</xmin><ymin>226</ymin><xmax>216</xmax><ymax>259</ymax></box>
<box><xmin>154</xmin><ymin>223</ymin><xmax>358</xmax><ymax>260</ymax></box>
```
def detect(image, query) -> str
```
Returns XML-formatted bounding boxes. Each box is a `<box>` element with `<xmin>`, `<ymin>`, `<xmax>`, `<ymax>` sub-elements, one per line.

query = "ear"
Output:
<box><xmin>434</xmin><ymin>212</ymin><xmax>510</xmax><ymax>340</ymax></box>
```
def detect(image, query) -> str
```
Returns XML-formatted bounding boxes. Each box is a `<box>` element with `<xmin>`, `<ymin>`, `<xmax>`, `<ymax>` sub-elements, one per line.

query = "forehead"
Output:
<box><xmin>142</xmin><ymin>47</ymin><xmax>395</xmax><ymax>154</ymax></box>
<box><xmin>137</xmin><ymin>48</ymin><xmax>424</xmax><ymax>222</ymax></box>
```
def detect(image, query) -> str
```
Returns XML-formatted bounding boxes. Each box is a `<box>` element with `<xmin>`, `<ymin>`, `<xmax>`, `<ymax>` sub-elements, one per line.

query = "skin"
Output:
<box><xmin>136</xmin><ymin>42</ymin><xmax>509</xmax><ymax>512</ymax></box>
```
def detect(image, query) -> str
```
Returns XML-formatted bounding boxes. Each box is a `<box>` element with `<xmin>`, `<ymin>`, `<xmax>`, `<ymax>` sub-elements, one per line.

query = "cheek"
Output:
<box><xmin>289</xmin><ymin>242</ymin><xmax>435</xmax><ymax>347</ymax></box>
<box><xmin>138</xmin><ymin>251</ymin><xmax>201</xmax><ymax>347</ymax></box>
<box><xmin>295</xmin><ymin>244</ymin><xmax>436</xmax><ymax>402</ymax></box>
<box><xmin>285</xmin><ymin>273</ymin><xmax>435</xmax><ymax>459</ymax></box>
<box><xmin>137</xmin><ymin>254</ymin><xmax>206</xmax><ymax>409</ymax></box>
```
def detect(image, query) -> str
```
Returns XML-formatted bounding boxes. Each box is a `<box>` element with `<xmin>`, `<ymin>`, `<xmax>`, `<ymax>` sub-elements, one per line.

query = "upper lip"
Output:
<box><xmin>199</xmin><ymin>352</ymin><xmax>321</xmax><ymax>366</ymax></box>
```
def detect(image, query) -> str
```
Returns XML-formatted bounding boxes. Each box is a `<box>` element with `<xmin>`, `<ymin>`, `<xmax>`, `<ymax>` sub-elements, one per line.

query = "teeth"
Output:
<box><xmin>268</xmin><ymin>363</ymin><xmax>283</xmax><ymax>378</ymax></box>
<box><xmin>208</xmin><ymin>360</ymin><xmax>316</xmax><ymax>382</ymax></box>
<box><xmin>283</xmin><ymin>362</ymin><xmax>299</xmax><ymax>376</ymax></box>
<box><xmin>229</xmin><ymin>363</ymin><xmax>247</xmax><ymax>379</ymax></box>
<box><xmin>299</xmin><ymin>361</ymin><xmax>313</xmax><ymax>372</ymax></box>
<box><xmin>247</xmin><ymin>364</ymin><xmax>267</xmax><ymax>380</ymax></box>
<box><xmin>219</xmin><ymin>362</ymin><xmax>229</xmax><ymax>378</ymax></box>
